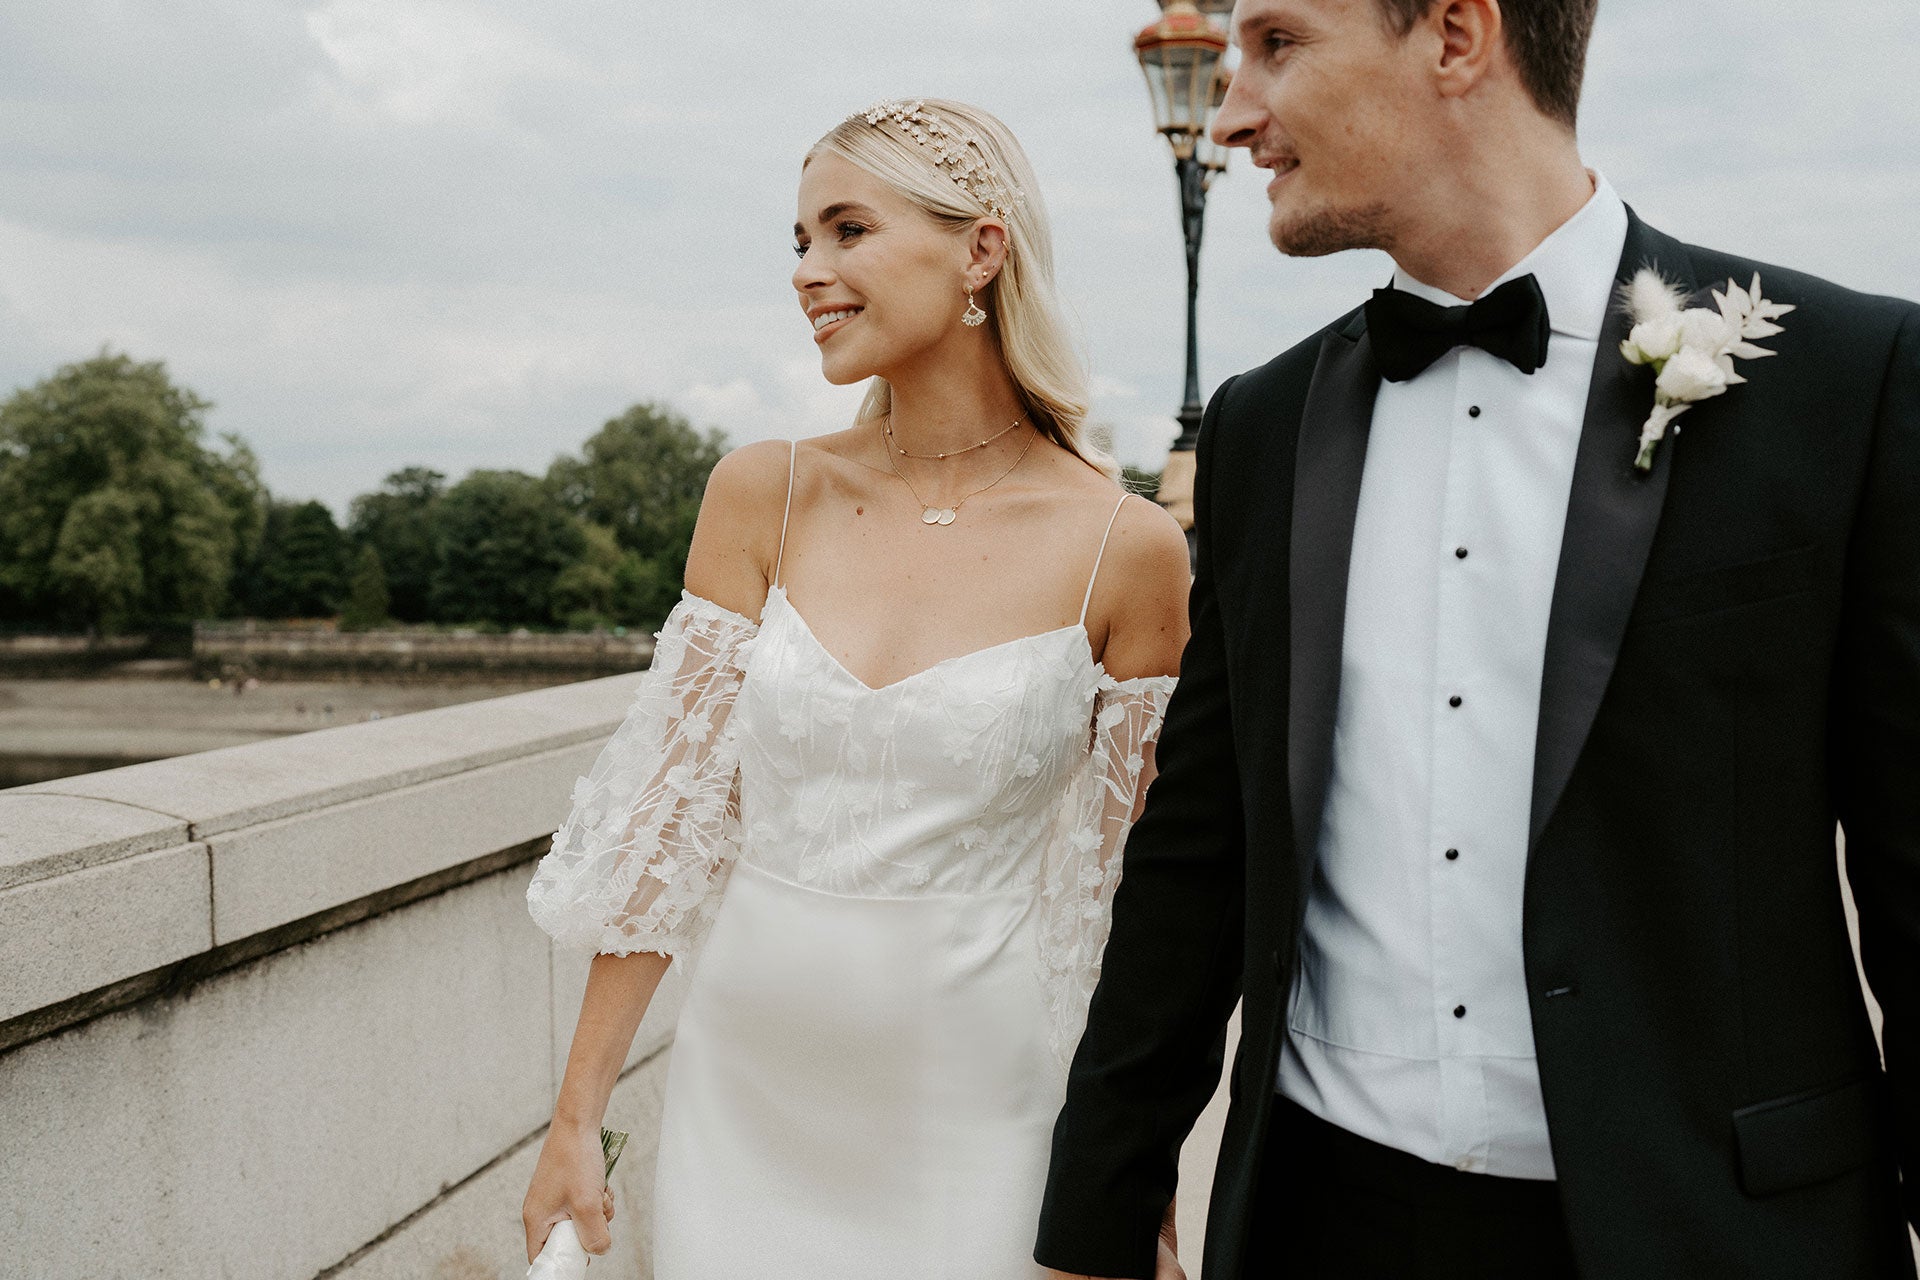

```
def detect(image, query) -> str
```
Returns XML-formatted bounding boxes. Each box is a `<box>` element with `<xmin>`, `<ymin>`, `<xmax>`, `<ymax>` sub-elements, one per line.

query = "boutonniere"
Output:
<box><xmin>1617</xmin><ymin>270</ymin><xmax>1794</xmax><ymax>471</ymax></box>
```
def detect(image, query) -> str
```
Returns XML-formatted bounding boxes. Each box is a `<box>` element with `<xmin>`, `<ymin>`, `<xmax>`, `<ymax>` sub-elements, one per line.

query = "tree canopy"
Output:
<box><xmin>0</xmin><ymin>351</ymin><xmax>266</xmax><ymax>633</ymax></box>
<box><xmin>346</xmin><ymin>467</ymin><xmax>445</xmax><ymax>623</ymax></box>
<box><xmin>431</xmin><ymin>470</ymin><xmax>587</xmax><ymax>626</ymax></box>
<box><xmin>242</xmin><ymin>500</ymin><xmax>348</xmax><ymax>619</ymax></box>
<box><xmin>550</xmin><ymin>403</ymin><xmax>725</xmax><ymax>551</ymax></box>
<box><xmin>339</xmin><ymin>545</ymin><xmax>390</xmax><ymax>631</ymax></box>
<box><xmin>2</xmin><ymin>354</ymin><xmax>731</xmax><ymax>633</ymax></box>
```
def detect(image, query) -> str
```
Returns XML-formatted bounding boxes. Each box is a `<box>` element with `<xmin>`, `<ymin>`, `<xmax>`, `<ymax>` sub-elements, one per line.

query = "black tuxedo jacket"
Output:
<box><xmin>1035</xmin><ymin>212</ymin><xmax>1920</xmax><ymax>1279</ymax></box>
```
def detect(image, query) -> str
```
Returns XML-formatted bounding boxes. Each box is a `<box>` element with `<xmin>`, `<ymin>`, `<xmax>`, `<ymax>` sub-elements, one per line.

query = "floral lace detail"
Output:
<box><xmin>526</xmin><ymin>591</ymin><xmax>757</xmax><ymax>967</ymax></box>
<box><xmin>1037</xmin><ymin>673</ymin><xmax>1176</xmax><ymax>1071</ymax></box>
<box><xmin>727</xmin><ymin>587</ymin><xmax>1099</xmax><ymax>898</ymax></box>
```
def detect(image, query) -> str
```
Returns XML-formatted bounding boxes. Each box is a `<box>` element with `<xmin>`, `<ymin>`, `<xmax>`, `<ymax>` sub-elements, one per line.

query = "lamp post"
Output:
<box><xmin>1134</xmin><ymin>0</ymin><xmax>1230</xmax><ymax>552</ymax></box>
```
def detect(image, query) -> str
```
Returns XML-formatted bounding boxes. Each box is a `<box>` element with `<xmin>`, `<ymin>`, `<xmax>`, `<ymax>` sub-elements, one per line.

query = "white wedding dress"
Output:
<box><xmin>527</xmin><ymin>446</ymin><xmax>1173</xmax><ymax>1279</ymax></box>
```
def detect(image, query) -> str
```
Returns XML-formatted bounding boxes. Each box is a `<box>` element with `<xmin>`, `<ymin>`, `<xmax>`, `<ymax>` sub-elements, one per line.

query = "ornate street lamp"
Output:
<box><xmin>1134</xmin><ymin>0</ymin><xmax>1230</xmax><ymax>552</ymax></box>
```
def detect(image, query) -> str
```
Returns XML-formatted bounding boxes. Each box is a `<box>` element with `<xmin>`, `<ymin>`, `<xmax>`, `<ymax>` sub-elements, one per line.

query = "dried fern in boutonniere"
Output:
<box><xmin>1618</xmin><ymin>269</ymin><xmax>1794</xmax><ymax>471</ymax></box>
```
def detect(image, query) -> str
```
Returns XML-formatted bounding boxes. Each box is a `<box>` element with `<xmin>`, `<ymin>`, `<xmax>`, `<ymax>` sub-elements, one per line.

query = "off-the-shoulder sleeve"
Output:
<box><xmin>1037</xmin><ymin>672</ymin><xmax>1177</xmax><ymax>1070</ymax></box>
<box><xmin>526</xmin><ymin>591</ymin><xmax>758</xmax><ymax>965</ymax></box>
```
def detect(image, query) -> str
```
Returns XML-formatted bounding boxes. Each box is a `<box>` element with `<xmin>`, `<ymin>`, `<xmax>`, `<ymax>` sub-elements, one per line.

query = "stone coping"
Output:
<box><xmin>0</xmin><ymin>672</ymin><xmax>645</xmax><ymax>1027</ymax></box>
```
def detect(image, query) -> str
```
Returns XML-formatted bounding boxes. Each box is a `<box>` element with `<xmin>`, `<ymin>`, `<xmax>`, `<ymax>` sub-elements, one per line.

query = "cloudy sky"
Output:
<box><xmin>3</xmin><ymin>1</ymin><xmax>1916</xmax><ymax>514</ymax></box>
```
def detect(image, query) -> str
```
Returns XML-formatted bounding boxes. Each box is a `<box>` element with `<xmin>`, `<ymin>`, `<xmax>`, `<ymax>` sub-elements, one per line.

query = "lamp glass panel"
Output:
<box><xmin>1197</xmin><ymin>69</ymin><xmax>1232</xmax><ymax>170</ymax></box>
<box><xmin>1138</xmin><ymin>48</ymin><xmax>1174</xmax><ymax>134</ymax></box>
<box><xmin>1163</xmin><ymin>45</ymin><xmax>1209</xmax><ymax>134</ymax></box>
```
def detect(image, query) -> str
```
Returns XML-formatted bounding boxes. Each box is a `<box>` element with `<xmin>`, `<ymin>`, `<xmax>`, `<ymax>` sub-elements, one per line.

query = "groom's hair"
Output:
<box><xmin>1375</xmin><ymin>0</ymin><xmax>1598</xmax><ymax>129</ymax></box>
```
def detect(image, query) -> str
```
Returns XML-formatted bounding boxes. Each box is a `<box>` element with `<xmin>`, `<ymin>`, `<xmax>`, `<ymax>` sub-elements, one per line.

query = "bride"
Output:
<box><xmin>521</xmin><ymin>98</ymin><xmax>1191</xmax><ymax>1280</ymax></box>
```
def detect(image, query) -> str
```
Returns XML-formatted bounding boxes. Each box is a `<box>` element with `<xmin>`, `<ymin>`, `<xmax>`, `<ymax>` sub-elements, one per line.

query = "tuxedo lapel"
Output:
<box><xmin>1528</xmin><ymin>212</ymin><xmax>1695</xmax><ymax>850</ymax></box>
<box><xmin>1288</xmin><ymin>316</ymin><xmax>1380</xmax><ymax>894</ymax></box>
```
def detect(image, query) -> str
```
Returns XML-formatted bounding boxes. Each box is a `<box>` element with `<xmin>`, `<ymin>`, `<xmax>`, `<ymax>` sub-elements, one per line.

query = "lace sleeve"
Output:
<box><xmin>526</xmin><ymin>591</ymin><xmax>758</xmax><ymax>967</ymax></box>
<box><xmin>1037</xmin><ymin>672</ymin><xmax>1178</xmax><ymax>1070</ymax></box>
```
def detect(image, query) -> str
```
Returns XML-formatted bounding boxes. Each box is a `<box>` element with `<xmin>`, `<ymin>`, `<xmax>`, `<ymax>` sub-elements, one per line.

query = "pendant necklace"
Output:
<box><xmin>884</xmin><ymin>414</ymin><xmax>1024</xmax><ymax>460</ymax></box>
<box><xmin>881</xmin><ymin>420</ymin><xmax>1037</xmax><ymax>526</ymax></box>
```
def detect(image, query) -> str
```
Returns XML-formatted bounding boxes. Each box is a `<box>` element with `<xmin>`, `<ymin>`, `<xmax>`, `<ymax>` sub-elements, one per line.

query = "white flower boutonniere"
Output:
<box><xmin>1618</xmin><ymin>269</ymin><xmax>1794</xmax><ymax>471</ymax></box>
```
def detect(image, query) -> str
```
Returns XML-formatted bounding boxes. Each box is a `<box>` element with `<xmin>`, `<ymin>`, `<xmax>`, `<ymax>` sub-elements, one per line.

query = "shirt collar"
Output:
<box><xmin>1389</xmin><ymin>171</ymin><xmax>1629</xmax><ymax>342</ymax></box>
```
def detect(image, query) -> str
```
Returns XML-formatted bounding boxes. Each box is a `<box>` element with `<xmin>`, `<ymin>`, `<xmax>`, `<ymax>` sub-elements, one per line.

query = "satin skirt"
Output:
<box><xmin>652</xmin><ymin>856</ymin><xmax>1060</xmax><ymax>1280</ymax></box>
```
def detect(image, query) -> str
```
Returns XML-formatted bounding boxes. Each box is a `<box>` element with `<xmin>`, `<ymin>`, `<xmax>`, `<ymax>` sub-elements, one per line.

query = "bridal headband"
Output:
<box><xmin>850</xmin><ymin>99</ymin><xmax>1026</xmax><ymax>222</ymax></box>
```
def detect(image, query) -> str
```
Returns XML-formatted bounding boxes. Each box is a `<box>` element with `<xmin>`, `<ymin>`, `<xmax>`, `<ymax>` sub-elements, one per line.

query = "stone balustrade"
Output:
<box><xmin>0</xmin><ymin>674</ymin><xmax>679</xmax><ymax>1280</ymax></box>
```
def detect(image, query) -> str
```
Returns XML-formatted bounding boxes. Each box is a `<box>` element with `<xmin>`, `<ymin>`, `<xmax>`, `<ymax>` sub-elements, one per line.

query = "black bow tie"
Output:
<box><xmin>1364</xmin><ymin>274</ymin><xmax>1553</xmax><ymax>383</ymax></box>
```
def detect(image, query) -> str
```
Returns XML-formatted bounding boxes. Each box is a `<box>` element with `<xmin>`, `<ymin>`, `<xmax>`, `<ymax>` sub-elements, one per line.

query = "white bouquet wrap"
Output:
<box><xmin>527</xmin><ymin>1128</ymin><xmax>629</xmax><ymax>1279</ymax></box>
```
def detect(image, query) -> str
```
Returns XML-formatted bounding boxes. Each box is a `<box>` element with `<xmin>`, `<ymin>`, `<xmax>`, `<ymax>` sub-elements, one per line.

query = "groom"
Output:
<box><xmin>1036</xmin><ymin>0</ymin><xmax>1918</xmax><ymax>1277</ymax></box>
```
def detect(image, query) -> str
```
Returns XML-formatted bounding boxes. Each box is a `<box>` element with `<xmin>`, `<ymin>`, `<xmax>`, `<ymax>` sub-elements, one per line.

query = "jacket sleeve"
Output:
<box><xmin>1834</xmin><ymin>302</ymin><xmax>1920</xmax><ymax>1232</ymax></box>
<box><xmin>1035</xmin><ymin>377</ymin><xmax>1251</xmax><ymax>1279</ymax></box>
<box><xmin>526</xmin><ymin>591</ymin><xmax>757</xmax><ymax>970</ymax></box>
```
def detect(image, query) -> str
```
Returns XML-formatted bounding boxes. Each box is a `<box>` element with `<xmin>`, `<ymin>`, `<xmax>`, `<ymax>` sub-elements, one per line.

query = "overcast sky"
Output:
<box><xmin>3</xmin><ymin>1</ymin><xmax>1916</xmax><ymax>514</ymax></box>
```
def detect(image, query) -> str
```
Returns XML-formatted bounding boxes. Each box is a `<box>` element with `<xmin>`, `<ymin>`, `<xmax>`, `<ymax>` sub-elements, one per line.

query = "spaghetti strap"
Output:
<box><xmin>773</xmin><ymin>440</ymin><xmax>797</xmax><ymax>589</ymax></box>
<box><xmin>1080</xmin><ymin>493</ymin><xmax>1131</xmax><ymax>627</ymax></box>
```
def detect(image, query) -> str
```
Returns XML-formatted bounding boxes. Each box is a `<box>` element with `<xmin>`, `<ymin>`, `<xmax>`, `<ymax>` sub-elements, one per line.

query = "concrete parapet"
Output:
<box><xmin>0</xmin><ymin>672</ymin><xmax>676</xmax><ymax>1279</ymax></box>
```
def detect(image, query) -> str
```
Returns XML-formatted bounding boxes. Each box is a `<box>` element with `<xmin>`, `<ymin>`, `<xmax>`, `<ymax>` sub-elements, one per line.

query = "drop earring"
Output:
<box><xmin>961</xmin><ymin>284</ymin><xmax>988</xmax><ymax>328</ymax></box>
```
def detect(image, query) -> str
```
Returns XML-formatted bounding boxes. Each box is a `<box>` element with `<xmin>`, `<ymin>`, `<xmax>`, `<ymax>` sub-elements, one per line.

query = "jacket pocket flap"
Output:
<box><xmin>1732</xmin><ymin>1077</ymin><xmax>1876</xmax><ymax>1197</ymax></box>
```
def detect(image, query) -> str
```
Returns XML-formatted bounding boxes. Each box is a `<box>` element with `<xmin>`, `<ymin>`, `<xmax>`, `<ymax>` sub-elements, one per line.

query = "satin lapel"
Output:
<box><xmin>1289</xmin><ymin>319</ymin><xmax>1380</xmax><ymax>895</ymax></box>
<box><xmin>1528</xmin><ymin>213</ymin><xmax>1695</xmax><ymax>851</ymax></box>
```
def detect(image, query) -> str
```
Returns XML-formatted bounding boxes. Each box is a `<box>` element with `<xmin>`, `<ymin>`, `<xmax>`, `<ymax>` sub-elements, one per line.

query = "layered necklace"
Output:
<box><xmin>883</xmin><ymin>414</ymin><xmax>1023</xmax><ymax>460</ymax></box>
<box><xmin>880</xmin><ymin>416</ymin><xmax>1037</xmax><ymax>527</ymax></box>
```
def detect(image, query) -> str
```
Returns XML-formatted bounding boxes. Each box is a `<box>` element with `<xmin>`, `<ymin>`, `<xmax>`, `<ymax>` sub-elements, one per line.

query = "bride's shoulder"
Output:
<box><xmin>1088</xmin><ymin>489</ymin><xmax>1190</xmax><ymax>681</ymax></box>
<box><xmin>704</xmin><ymin>439</ymin><xmax>797</xmax><ymax>507</ymax></box>
<box><xmin>684</xmin><ymin>441</ymin><xmax>803</xmax><ymax>617</ymax></box>
<box><xmin>1100</xmin><ymin>490</ymin><xmax>1191</xmax><ymax>594</ymax></box>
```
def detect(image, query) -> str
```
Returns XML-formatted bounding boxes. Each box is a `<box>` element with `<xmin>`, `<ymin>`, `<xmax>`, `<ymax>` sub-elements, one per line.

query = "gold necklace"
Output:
<box><xmin>881</xmin><ymin>422</ymin><xmax>1038</xmax><ymax>526</ymax></box>
<box><xmin>883</xmin><ymin>414</ymin><xmax>1024</xmax><ymax>460</ymax></box>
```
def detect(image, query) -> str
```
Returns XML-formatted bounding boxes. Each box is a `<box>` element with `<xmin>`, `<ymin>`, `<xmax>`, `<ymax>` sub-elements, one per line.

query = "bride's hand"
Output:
<box><xmin>521</xmin><ymin>1118</ymin><xmax>617</xmax><ymax>1264</ymax></box>
<box><xmin>1152</xmin><ymin>1234</ymin><xmax>1187</xmax><ymax>1280</ymax></box>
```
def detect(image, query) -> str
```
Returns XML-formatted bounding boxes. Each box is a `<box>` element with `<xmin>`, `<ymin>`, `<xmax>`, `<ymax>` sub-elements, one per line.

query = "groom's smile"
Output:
<box><xmin>1259</xmin><ymin>155</ymin><xmax>1302</xmax><ymax>198</ymax></box>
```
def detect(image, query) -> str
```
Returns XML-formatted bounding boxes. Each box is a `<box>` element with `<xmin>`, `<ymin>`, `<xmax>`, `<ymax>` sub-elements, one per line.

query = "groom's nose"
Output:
<box><xmin>1210</xmin><ymin>67</ymin><xmax>1261</xmax><ymax>150</ymax></box>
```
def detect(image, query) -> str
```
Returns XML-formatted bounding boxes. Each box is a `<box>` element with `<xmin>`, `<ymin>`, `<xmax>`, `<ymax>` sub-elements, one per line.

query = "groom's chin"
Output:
<box><xmin>1270</xmin><ymin>202</ymin><xmax>1393</xmax><ymax>258</ymax></box>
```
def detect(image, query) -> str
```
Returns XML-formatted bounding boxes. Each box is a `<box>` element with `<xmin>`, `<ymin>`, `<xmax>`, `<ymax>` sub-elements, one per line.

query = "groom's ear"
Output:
<box><xmin>1431</xmin><ymin>0</ymin><xmax>1504</xmax><ymax>102</ymax></box>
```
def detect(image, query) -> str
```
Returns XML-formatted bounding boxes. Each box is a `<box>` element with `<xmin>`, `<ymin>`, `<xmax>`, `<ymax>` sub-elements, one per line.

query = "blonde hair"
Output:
<box><xmin>807</xmin><ymin>99</ymin><xmax>1119</xmax><ymax>481</ymax></box>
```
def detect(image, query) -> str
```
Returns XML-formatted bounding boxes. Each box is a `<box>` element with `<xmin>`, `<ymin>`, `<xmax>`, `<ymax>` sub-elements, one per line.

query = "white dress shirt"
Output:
<box><xmin>1277</xmin><ymin>175</ymin><xmax>1630</xmax><ymax>1179</ymax></box>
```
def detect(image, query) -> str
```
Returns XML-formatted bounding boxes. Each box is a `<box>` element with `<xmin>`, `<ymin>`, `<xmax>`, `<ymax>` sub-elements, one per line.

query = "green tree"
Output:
<box><xmin>550</xmin><ymin>522</ymin><xmax>623</xmax><ymax>630</ymax></box>
<box><xmin>0</xmin><ymin>351</ymin><xmax>267</xmax><ymax>632</ymax></box>
<box><xmin>610</xmin><ymin>549</ymin><xmax>676</xmax><ymax>630</ymax></box>
<box><xmin>243</xmin><ymin>499</ymin><xmax>348</xmax><ymax>618</ymax></box>
<box><xmin>431</xmin><ymin>470</ymin><xmax>585</xmax><ymax>625</ymax></box>
<box><xmin>346</xmin><ymin>467</ymin><xmax>445</xmax><ymax>622</ymax></box>
<box><xmin>339</xmin><ymin>544</ymin><xmax>390</xmax><ymax>631</ymax></box>
<box><xmin>547</xmin><ymin>402</ymin><xmax>727</xmax><ymax>571</ymax></box>
<box><xmin>48</xmin><ymin>490</ymin><xmax>145</xmax><ymax>632</ymax></box>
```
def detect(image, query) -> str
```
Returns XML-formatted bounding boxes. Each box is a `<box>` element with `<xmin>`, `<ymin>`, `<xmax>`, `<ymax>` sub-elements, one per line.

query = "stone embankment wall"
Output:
<box><xmin>0</xmin><ymin>634</ymin><xmax>172</xmax><ymax>677</ymax></box>
<box><xmin>192</xmin><ymin>623</ymin><xmax>656</xmax><ymax>682</ymax></box>
<box><xmin>0</xmin><ymin>675</ymin><xmax>680</xmax><ymax>1280</ymax></box>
